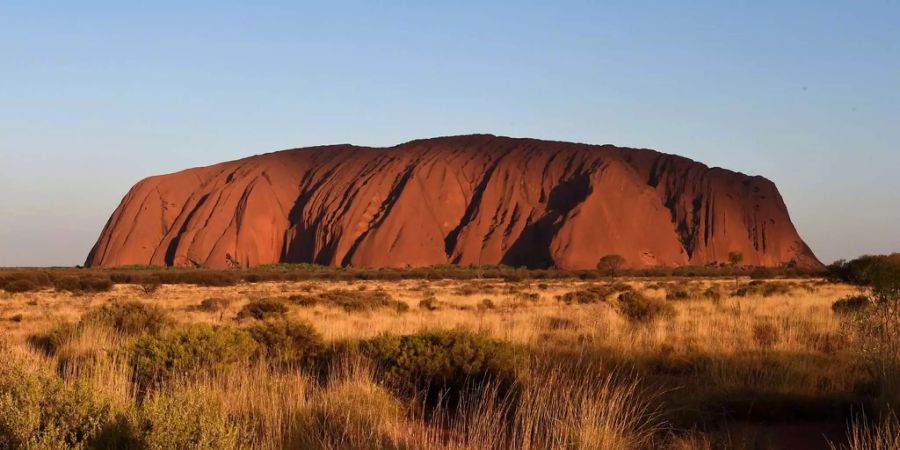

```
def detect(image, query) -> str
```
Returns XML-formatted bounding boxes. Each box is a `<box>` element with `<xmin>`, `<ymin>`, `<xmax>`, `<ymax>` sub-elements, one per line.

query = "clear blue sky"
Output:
<box><xmin>1</xmin><ymin>1</ymin><xmax>898</xmax><ymax>266</ymax></box>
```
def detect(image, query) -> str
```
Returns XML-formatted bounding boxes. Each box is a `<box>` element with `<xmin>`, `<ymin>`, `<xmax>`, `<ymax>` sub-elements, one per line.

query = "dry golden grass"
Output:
<box><xmin>1</xmin><ymin>278</ymin><xmax>855</xmax><ymax>347</ymax></box>
<box><xmin>0</xmin><ymin>276</ymin><xmax>888</xmax><ymax>449</ymax></box>
<box><xmin>829</xmin><ymin>413</ymin><xmax>900</xmax><ymax>450</ymax></box>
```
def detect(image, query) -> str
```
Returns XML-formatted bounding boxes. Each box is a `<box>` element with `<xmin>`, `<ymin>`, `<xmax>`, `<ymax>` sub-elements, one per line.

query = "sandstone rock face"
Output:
<box><xmin>85</xmin><ymin>135</ymin><xmax>821</xmax><ymax>269</ymax></box>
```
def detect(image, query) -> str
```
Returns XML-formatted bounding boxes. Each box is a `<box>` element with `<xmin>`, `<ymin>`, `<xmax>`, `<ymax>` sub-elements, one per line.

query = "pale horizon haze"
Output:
<box><xmin>1</xmin><ymin>1</ymin><xmax>898</xmax><ymax>266</ymax></box>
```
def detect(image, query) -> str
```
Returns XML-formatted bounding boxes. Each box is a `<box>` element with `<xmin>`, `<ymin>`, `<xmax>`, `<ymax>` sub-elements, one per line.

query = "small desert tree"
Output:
<box><xmin>841</xmin><ymin>256</ymin><xmax>900</xmax><ymax>410</ymax></box>
<box><xmin>597</xmin><ymin>254</ymin><xmax>626</xmax><ymax>276</ymax></box>
<box><xmin>728</xmin><ymin>251</ymin><xmax>744</xmax><ymax>285</ymax></box>
<box><xmin>728</xmin><ymin>251</ymin><xmax>744</xmax><ymax>267</ymax></box>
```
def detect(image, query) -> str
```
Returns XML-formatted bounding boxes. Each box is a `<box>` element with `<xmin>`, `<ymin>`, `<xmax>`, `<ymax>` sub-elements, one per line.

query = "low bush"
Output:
<box><xmin>288</xmin><ymin>294</ymin><xmax>318</xmax><ymax>307</ymax></box>
<box><xmin>197</xmin><ymin>297</ymin><xmax>233</xmax><ymax>313</ymax></box>
<box><xmin>140</xmin><ymin>280</ymin><xmax>162</xmax><ymax>296</ymax></box>
<box><xmin>597</xmin><ymin>254</ymin><xmax>627</xmax><ymax>276</ymax></box>
<box><xmin>842</xmin><ymin>285</ymin><xmax>900</xmax><ymax>409</ymax></box>
<box><xmin>236</xmin><ymin>299</ymin><xmax>289</xmax><ymax>320</ymax></box>
<box><xmin>763</xmin><ymin>282</ymin><xmax>794</xmax><ymax>297</ymax></box>
<box><xmin>828</xmin><ymin>253</ymin><xmax>900</xmax><ymax>288</ymax></box>
<box><xmin>169</xmin><ymin>271</ymin><xmax>240</xmax><ymax>287</ymax></box>
<box><xmin>418</xmin><ymin>296</ymin><xmax>441</xmax><ymax>311</ymax></box>
<box><xmin>131</xmin><ymin>325</ymin><xmax>259</xmax><ymax>389</ymax></box>
<box><xmin>299</xmin><ymin>378</ymin><xmax>404</xmax><ymax>450</ymax></box>
<box><xmin>733</xmin><ymin>281</ymin><xmax>793</xmax><ymax>298</ymax></box>
<box><xmin>81</xmin><ymin>300</ymin><xmax>171</xmax><ymax>335</ymax></box>
<box><xmin>702</xmin><ymin>286</ymin><xmax>725</xmax><ymax>302</ymax></box>
<box><xmin>750</xmin><ymin>267</ymin><xmax>776</xmax><ymax>280</ymax></box>
<box><xmin>665</xmin><ymin>287</ymin><xmax>692</xmax><ymax>301</ymax></box>
<box><xmin>501</xmin><ymin>272</ymin><xmax>525</xmax><ymax>283</ymax></box>
<box><xmin>360</xmin><ymin>330</ymin><xmax>519</xmax><ymax>406</ymax></box>
<box><xmin>0</xmin><ymin>263</ymin><xmax>824</xmax><ymax>293</ymax></box>
<box><xmin>556</xmin><ymin>283</ymin><xmax>632</xmax><ymax>304</ymax></box>
<box><xmin>832</xmin><ymin>295</ymin><xmax>870</xmax><ymax>315</ymax></box>
<box><xmin>289</xmin><ymin>289</ymin><xmax>404</xmax><ymax>312</ymax></box>
<box><xmin>247</xmin><ymin>319</ymin><xmax>324</xmax><ymax>367</ymax></box>
<box><xmin>617</xmin><ymin>291</ymin><xmax>675</xmax><ymax>323</ymax></box>
<box><xmin>28</xmin><ymin>322</ymin><xmax>78</xmax><ymax>355</ymax></box>
<box><xmin>1</xmin><ymin>278</ymin><xmax>39</xmax><ymax>293</ymax></box>
<box><xmin>453</xmin><ymin>283</ymin><xmax>493</xmax><ymax>296</ymax></box>
<box><xmin>136</xmin><ymin>387</ymin><xmax>241</xmax><ymax>450</ymax></box>
<box><xmin>109</xmin><ymin>270</ymin><xmax>239</xmax><ymax>287</ymax></box>
<box><xmin>0</xmin><ymin>355</ymin><xmax>115</xmax><ymax>449</ymax></box>
<box><xmin>30</xmin><ymin>302</ymin><xmax>170</xmax><ymax>356</ymax></box>
<box><xmin>0</xmin><ymin>270</ymin><xmax>51</xmax><ymax>293</ymax></box>
<box><xmin>478</xmin><ymin>298</ymin><xmax>496</xmax><ymax>310</ymax></box>
<box><xmin>53</xmin><ymin>275</ymin><xmax>113</xmax><ymax>293</ymax></box>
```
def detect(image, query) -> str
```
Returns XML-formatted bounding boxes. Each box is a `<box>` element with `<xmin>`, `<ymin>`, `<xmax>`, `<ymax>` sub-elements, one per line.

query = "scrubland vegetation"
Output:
<box><xmin>0</xmin><ymin>262</ymin><xmax>823</xmax><ymax>294</ymax></box>
<box><xmin>0</xmin><ymin>255</ymin><xmax>898</xmax><ymax>449</ymax></box>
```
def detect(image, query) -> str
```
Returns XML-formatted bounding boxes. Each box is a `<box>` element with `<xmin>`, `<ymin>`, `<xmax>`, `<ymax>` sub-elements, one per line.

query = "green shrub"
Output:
<box><xmin>702</xmin><ymin>286</ymin><xmax>725</xmax><ymax>302</ymax></box>
<box><xmin>53</xmin><ymin>275</ymin><xmax>113</xmax><ymax>293</ymax></box>
<box><xmin>360</xmin><ymin>330</ymin><xmax>519</xmax><ymax>405</ymax></box>
<box><xmin>733</xmin><ymin>280</ymin><xmax>793</xmax><ymax>298</ymax></box>
<box><xmin>728</xmin><ymin>251</ymin><xmax>745</xmax><ymax>267</ymax></box>
<box><xmin>478</xmin><ymin>298</ymin><xmax>496</xmax><ymax>310</ymax></box>
<box><xmin>453</xmin><ymin>284</ymin><xmax>484</xmax><ymax>296</ymax></box>
<box><xmin>31</xmin><ymin>302</ymin><xmax>170</xmax><ymax>356</ymax></box>
<box><xmin>665</xmin><ymin>287</ymin><xmax>692</xmax><ymax>301</ymax></box>
<box><xmin>0</xmin><ymin>357</ymin><xmax>114</xmax><ymax>449</ymax></box>
<box><xmin>418</xmin><ymin>296</ymin><xmax>441</xmax><ymax>311</ymax></box>
<box><xmin>54</xmin><ymin>277</ymin><xmax>81</xmax><ymax>292</ymax></box>
<box><xmin>28</xmin><ymin>322</ymin><xmax>78</xmax><ymax>355</ymax></box>
<box><xmin>81</xmin><ymin>301</ymin><xmax>171</xmax><ymax>335</ymax></box>
<box><xmin>2</xmin><ymin>279</ymin><xmax>39</xmax><ymax>293</ymax></box>
<box><xmin>109</xmin><ymin>270</ymin><xmax>238</xmax><ymax>287</ymax></box>
<box><xmin>131</xmin><ymin>325</ymin><xmax>259</xmax><ymax>389</ymax></box>
<box><xmin>832</xmin><ymin>295</ymin><xmax>870</xmax><ymax>315</ymax></box>
<box><xmin>297</xmin><ymin>379</ymin><xmax>404</xmax><ymax>450</ymax></box>
<box><xmin>247</xmin><ymin>319</ymin><xmax>324</xmax><ymax>367</ymax></box>
<box><xmin>137</xmin><ymin>388</ymin><xmax>241</xmax><ymax>450</ymax></box>
<box><xmin>501</xmin><ymin>272</ymin><xmax>525</xmax><ymax>283</ymax></box>
<box><xmin>197</xmin><ymin>297</ymin><xmax>232</xmax><ymax>313</ymax></box>
<box><xmin>0</xmin><ymin>271</ymin><xmax>52</xmax><ymax>293</ymax></box>
<box><xmin>236</xmin><ymin>299</ymin><xmax>289</xmax><ymax>320</ymax></box>
<box><xmin>842</xmin><ymin>286</ymin><xmax>900</xmax><ymax>409</ymax></box>
<box><xmin>140</xmin><ymin>280</ymin><xmax>162</xmax><ymax>296</ymax></box>
<box><xmin>828</xmin><ymin>254</ymin><xmax>900</xmax><ymax>288</ymax></box>
<box><xmin>172</xmin><ymin>271</ymin><xmax>239</xmax><ymax>287</ymax></box>
<box><xmin>597</xmin><ymin>254</ymin><xmax>627</xmax><ymax>275</ymax></box>
<box><xmin>556</xmin><ymin>283</ymin><xmax>632</xmax><ymax>304</ymax></box>
<box><xmin>761</xmin><ymin>282</ymin><xmax>793</xmax><ymax>297</ymax></box>
<box><xmin>750</xmin><ymin>267</ymin><xmax>776</xmax><ymax>280</ymax></box>
<box><xmin>617</xmin><ymin>291</ymin><xmax>674</xmax><ymax>323</ymax></box>
<box><xmin>326</xmin><ymin>289</ymin><xmax>395</xmax><ymax>311</ymax></box>
<box><xmin>290</xmin><ymin>289</ymin><xmax>403</xmax><ymax>312</ymax></box>
<box><xmin>732</xmin><ymin>282</ymin><xmax>756</xmax><ymax>297</ymax></box>
<box><xmin>288</xmin><ymin>294</ymin><xmax>318</xmax><ymax>307</ymax></box>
